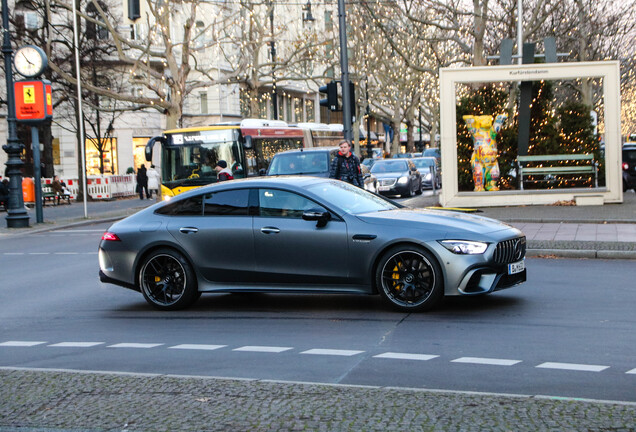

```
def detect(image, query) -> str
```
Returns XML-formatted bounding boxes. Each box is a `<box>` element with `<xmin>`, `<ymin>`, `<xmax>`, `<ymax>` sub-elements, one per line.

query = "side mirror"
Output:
<box><xmin>258</xmin><ymin>168</ymin><xmax>267</xmax><ymax>176</ymax></box>
<box><xmin>302</xmin><ymin>208</ymin><xmax>331</xmax><ymax>227</ymax></box>
<box><xmin>244</xmin><ymin>135</ymin><xmax>253</xmax><ymax>149</ymax></box>
<box><xmin>145</xmin><ymin>136</ymin><xmax>166</xmax><ymax>162</ymax></box>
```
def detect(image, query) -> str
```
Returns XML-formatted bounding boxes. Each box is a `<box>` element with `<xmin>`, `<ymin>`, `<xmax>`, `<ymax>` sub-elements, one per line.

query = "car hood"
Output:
<box><xmin>371</xmin><ymin>171</ymin><xmax>408</xmax><ymax>179</ymax></box>
<box><xmin>356</xmin><ymin>208</ymin><xmax>519</xmax><ymax>237</ymax></box>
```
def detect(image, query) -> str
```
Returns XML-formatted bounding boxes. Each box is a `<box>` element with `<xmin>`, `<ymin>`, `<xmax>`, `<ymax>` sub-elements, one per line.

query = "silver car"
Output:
<box><xmin>99</xmin><ymin>177</ymin><xmax>526</xmax><ymax>312</ymax></box>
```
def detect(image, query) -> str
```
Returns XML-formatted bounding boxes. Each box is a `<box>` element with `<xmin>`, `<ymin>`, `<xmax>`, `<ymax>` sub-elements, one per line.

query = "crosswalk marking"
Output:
<box><xmin>373</xmin><ymin>352</ymin><xmax>438</xmax><ymax>361</ymax></box>
<box><xmin>234</xmin><ymin>346</ymin><xmax>293</xmax><ymax>353</ymax></box>
<box><xmin>0</xmin><ymin>340</ymin><xmax>633</xmax><ymax>373</ymax></box>
<box><xmin>452</xmin><ymin>357</ymin><xmax>522</xmax><ymax>366</ymax></box>
<box><xmin>301</xmin><ymin>348</ymin><xmax>364</xmax><ymax>357</ymax></box>
<box><xmin>49</xmin><ymin>342</ymin><xmax>104</xmax><ymax>348</ymax></box>
<box><xmin>169</xmin><ymin>344</ymin><xmax>226</xmax><ymax>351</ymax></box>
<box><xmin>107</xmin><ymin>343</ymin><xmax>163</xmax><ymax>349</ymax></box>
<box><xmin>536</xmin><ymin>362</ymin><xmax>609</xmax><ymax>372</ymax></box>
<box><xmin>0</xmin><ymin>341</ymin><xmax>46</xmax><ymax>347</ymax></box>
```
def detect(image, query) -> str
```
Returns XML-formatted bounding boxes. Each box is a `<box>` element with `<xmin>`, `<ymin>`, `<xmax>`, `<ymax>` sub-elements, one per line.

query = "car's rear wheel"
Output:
<box><xmin>375</xmin><ymin>245</ymin><xmax>443</xmax><ymax>312</ymax></box>
<box><xmin>139</xmin><ymin>248</ymin><xmax>199</xmax><ymax>310</ymax></box>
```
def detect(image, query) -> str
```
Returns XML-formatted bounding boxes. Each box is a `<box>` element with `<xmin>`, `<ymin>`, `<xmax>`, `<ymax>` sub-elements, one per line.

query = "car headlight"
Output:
<box><xmin>397</xmin><ymin>176</ymin><xmax>409</xmax><ymax>184</ymax></box>
<box><xmin>424</xmin><ymin>173</ymin><xmax>432</xmax><ymax>180</ymax></box>
<box><xmin>440</xmin><ymin>240</ymin><xmax>488</xmax><ymax>255</ymax></box>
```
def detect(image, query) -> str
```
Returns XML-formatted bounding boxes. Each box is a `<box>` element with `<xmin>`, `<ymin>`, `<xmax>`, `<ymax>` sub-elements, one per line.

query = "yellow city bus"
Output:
<box><xmin>145</xmin><ymin>119</ymin><xmax>306</xmax><ymax>199</ymax></box>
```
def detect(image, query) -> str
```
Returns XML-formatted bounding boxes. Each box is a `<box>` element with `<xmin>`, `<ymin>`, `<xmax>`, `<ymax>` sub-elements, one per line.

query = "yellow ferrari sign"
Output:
<box><xmin>23</xmin><ymin>85</ymin><xmax>35</xmax><ymax>104</ymax></box>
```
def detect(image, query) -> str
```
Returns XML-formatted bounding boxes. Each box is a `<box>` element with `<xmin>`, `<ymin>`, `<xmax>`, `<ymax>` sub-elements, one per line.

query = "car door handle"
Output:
<box><xmin>179</xmin><ymin>227</ymin><xmax>199</xmax><ymax>234</ymax></box>
<box><xmin>260</xmin><ymin>227</ymin><xmax>280</xmax><ymax>234</ymax></box>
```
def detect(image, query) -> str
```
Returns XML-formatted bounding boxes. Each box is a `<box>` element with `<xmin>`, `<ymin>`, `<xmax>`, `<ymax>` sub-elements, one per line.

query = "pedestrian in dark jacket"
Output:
<box><xmin>136</xmin><ymin>165</ymin><xmax>149</xmax><ymax>199</ymax></box>
<box><xmin>329</xmin><ymin>140</ymin><xmax>364</xmax><ymax>187</ymax></box>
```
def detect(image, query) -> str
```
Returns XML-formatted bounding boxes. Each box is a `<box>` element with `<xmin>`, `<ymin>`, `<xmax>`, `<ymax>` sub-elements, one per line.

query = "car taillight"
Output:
<box><xmin>623</xmin><ymin>162</ymin><xmax>629</xmax><ymax>171</ymax></box>
<box><xmin>101</xmin><ymin>232</ymin><xmax>121</xmax><ymax>241</ymax></box>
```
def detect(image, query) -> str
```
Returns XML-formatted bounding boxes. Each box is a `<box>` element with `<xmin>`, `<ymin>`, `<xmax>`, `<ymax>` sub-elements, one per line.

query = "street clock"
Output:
<box><xmin>14</xmin><ymin>45</ymin><xmax>48</xmax><ymax>78</ymax></box>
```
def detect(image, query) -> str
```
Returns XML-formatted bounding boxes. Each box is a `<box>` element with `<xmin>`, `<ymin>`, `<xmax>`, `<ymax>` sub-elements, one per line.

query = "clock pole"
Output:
<box><xmin>1</xmin><ymin>0</ymin><xmax>30</xmax><ymax>227</ymax></box>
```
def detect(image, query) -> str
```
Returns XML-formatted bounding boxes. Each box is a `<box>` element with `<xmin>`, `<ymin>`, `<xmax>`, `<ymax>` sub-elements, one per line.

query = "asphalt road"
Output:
<box><xmin>1</xmin><ymin>221</ymin><xmax>636</xmax><ymax>403</ymax></box>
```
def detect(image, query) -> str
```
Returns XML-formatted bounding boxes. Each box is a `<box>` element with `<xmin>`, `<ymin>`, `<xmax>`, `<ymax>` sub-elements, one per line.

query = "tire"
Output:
<box><xmin>402</xmin><ymin>182</ymin><xmax>415</xmax><ymax>198</ymax></box>
<box><xmin>139</xmin><ymin>248</ymin><xmax>199</xmax><ymax>311</ymax></box>
<box><xmin>375</xmin><ymin>245</ymin><xmax>443</xmax><ymax>312</ymax></box>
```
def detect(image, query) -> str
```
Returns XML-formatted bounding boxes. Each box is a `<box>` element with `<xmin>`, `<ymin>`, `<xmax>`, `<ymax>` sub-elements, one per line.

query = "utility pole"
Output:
<box><xmin>337</xmin><ymin>0</ymin><xmax>352</xmax><ymax>142</ymax></box>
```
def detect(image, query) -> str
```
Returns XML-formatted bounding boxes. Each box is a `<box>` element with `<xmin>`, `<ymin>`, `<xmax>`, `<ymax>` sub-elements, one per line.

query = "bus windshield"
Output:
<box><xmin>162</xmin><ymin>129</ymin><xmax>246</xmax><ymax>188</ymax></box>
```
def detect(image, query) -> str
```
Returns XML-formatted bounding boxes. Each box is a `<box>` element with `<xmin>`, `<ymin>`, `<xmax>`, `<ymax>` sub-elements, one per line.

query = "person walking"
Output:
<box><xmin>215</xmin><ymin>160</ymin><xmax>234</xmax><ymax>181</ymax></box>
<box><xmin>329</xmin><ymin>140</ymin><xmax>364</xmax><ymax>187</ymax></box>
<box><xmin>147</xmin><ymin>165</ymin><xmax>160</xmax><ymax>199</ymax></box>
<box><xmin>136</xmin><ymin>165</ymin><xmax>149</xmax><ymax>199</ymax></box>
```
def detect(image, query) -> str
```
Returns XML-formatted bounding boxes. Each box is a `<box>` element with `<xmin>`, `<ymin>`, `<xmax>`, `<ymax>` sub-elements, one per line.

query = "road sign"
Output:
<box><xmin>14</xmin><ymin>80</ymin><xmax>53</xmax><ymax>123</ymax></box>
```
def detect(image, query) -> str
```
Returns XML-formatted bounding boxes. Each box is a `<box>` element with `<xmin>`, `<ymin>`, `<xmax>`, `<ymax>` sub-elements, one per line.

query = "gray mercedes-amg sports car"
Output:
<box><xmin>99</xmin><ymin>177</ymin><xmax>526</xmax><ymax>312</ymax></box>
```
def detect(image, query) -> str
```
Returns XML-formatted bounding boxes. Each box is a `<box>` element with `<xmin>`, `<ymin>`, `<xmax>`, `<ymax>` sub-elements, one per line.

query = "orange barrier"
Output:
<box><xmin>22</xmin><ymin>177</ymin><xmax>35</xmax><ymax>203</ymax></box>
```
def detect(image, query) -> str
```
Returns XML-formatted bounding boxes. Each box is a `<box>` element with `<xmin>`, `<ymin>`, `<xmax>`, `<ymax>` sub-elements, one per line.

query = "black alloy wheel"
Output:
<box><xmin>139</xmin><ymin>248</ymin><xmax>198</xmax><ymax>310</ymax></box>
<box><xmin>376</xmin><ymin>246</ymin><xmax>443</xmax><ymax>312</ymax></box>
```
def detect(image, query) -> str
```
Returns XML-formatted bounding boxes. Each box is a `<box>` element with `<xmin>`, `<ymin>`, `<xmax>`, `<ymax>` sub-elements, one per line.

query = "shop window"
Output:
<box><xmin>86</xmin><ymin>137</ymin><xmax>118</xmax><ymax>175</ymax></box>
<box><xmin>133</xmin><ymin>137</ymin><xmax>151</xmax><ymax>172</ymax></box>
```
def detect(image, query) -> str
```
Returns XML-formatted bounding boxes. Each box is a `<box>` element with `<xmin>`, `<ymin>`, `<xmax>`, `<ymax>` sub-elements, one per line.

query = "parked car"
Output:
<box><xmin>623</xmin><ymin>144</ymin><xmax>636</xmax><ymax>192</ymax></box>
<box><xmin>411</xmin><ymin>157</ymin><xmax>441</xmax><ymax>189</ymax></box>
<box><xmin>266</xmin><ymin>147</ymin><xmax>378</xmax><ymax>193</ymax></box>
<box><xmin>99</xmin><ymin>177</ymin><xmax>527</xmax><ymax>312</ymax></box>
<box><xmin>370</xmin><ymin>159</ymin><xmax>422</xmax><ymax>197</ymax></box>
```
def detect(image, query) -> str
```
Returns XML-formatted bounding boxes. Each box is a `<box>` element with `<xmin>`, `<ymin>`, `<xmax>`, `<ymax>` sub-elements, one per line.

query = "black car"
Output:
<box><xmin>623</xmin><ymin>145</ymin><xmax>636</xmax><ymax>192</ymax></box>
<box><xmin>370</xmin><ymin>159</ymin><xmax>422</xmax><ymax>197</ymax></box>
<box><xmin>267</xmin><ymin>147</ymin><xmax>378</xmax><ymax>193</ymax></box>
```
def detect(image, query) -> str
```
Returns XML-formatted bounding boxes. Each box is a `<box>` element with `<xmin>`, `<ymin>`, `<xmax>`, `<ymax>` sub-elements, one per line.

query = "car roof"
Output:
<box><xmin>170</xmin><ymin>176</ymin><xmax>329</xmax><ymax>200</ymax></box>
<box><xmin>411</xmin><ymin>156</ymin><xmax>437</xmax><ymax>162</ymax></box>
<box><xmin>275</xmin><ymin>147</ymin><xmax>338</xmax><ymax>155</ymax></box>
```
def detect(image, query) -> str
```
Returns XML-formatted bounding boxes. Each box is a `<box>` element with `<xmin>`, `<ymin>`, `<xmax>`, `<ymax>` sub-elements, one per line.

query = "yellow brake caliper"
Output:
<box><xmin>392</xmin><ymin>264</ymin><xmax>402</xmax><ymax>291</ymax></box>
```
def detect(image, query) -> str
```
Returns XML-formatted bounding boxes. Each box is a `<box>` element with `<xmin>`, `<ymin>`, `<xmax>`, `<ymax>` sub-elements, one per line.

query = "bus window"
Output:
<box><xmin>245</xmin><ymin>137</ymin><xmax>303</xmax><ymax>176</ymax></box>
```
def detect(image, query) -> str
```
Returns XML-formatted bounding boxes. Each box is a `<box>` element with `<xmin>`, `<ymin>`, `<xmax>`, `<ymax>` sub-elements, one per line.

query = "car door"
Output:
<box><xmin>165</xmin><ymin>189</ymin><xmax>255</xmax><ymax>283</ymax></box>
<box><xmin>253</xmin><ymin>188</ymin><xmax>349</xmax><ymax>286</ymax></box>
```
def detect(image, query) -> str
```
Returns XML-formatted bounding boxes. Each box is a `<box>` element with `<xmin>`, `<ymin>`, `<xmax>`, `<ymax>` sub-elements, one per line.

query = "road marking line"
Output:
<box><xmin>4</xmin><ymin>253</ymin><xmax>24</xmax><ymax>255</ymax></box>
<box><xmin>536</xmin><ymin>362</ymin><xmax>609</xmax><ymax>372</ymax></box>
<box><xmin>54</xmin><ymin>252</ymin><xmax>79</xmax><ymax>255</ymax></box>
<box><xmin>300</xmin><ymin>349</ymin><xmax>364</xmax><ymax>357</ymax></box>
<box><xmin>626</xmin><ymin>368</ymin><xmax>636</xmax><ymax>374</ymax></box>
<box><xmin>28</xmin><ymin>252</ymin><xmax>50</xmax><ymax>255</ymax></box>
<box><xmin>170</xmin><ymin>344</ymin><xmax>227</xmax><ymax>351</ymax></box>
<box><xmin>234</xmin><ymin>346</ymin><xmax>293</xmax><ymax>353</ymax></box>
<box><xmin>452</xmin><ymin>357</ymin><xmax>521</xmax><ymax>366</ymax></box>
<box><xmin>53</xmin><ymin>229</ymin><xmax>107</xmax><ymax>233</ymax></box>
<box><xmin>0</xmin><ymin>341</ymin><xmax>47</xmax><ymax>347</ymax></box>
<box><xmin>374</xmin><ymin>352</ymin><xmax>439</xmax><ymax>361</ymax></box>
<box><xmin>107</xmin><ymin>343</ymin><xmax>163</xmax><ymax>349</ymax></box>
<box><xmin>49</xmin><ymin>342</ymin><xmax>104</xmax><ymax>348</ymax></box>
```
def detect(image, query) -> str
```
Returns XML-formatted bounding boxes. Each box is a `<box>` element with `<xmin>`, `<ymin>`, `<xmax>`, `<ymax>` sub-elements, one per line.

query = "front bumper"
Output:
<box><xmin>456</xmin><ymin>265</ymin><xmax>526</xmax><ymax>295</ymax></box>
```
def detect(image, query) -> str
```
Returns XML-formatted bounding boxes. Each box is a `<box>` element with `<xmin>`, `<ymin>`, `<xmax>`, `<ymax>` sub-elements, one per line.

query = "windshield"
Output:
<box><xmin>162</xmin><ymin>129</ymin><xmax>245</xmax><ymax>188</ymax></box>
<box><xmin>370</xmin><ymin>160</ymin><xmax>408</xmax><ymax>173</ymax></box>
<box><xmin>268</xmin><ymin>152</ymin><xmax>329</xmax><ymax>175</ymax></box>
<box><xmin>307</xmin><ymin>180</ymin><xmax>398</xmax><ymax>215</ymax></box>
<box><xmin>413</xmin><ymin>159</ymin><xmax>435</xmax><ymax>168</ymax></box>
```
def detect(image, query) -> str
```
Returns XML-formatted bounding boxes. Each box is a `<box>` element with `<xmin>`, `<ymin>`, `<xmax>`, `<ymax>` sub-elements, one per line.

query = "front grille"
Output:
<box><xmin>493</xmin><ymin>236</ymin><xmax>526</xmax><ymax>264</ymax></box>
<box><xmin>379</xmin><ymin>178</ymin><xmax>397</xmax><ymax>187</ymax></box>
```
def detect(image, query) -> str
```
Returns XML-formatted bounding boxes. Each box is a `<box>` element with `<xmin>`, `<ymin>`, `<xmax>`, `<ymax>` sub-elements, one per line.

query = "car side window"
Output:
<box><xmin>258</xmin><ymin>189</ymin><xmax>325</xmax><ymax>219</ymax></box>
<box><xmin>204</xmin><ymin>189</ymin><xmax>249</xmax><ymax>216</ymax></box>
<box><xmin>155</xmin><ymin>195</ymin><xmax>203</xmax><ymax>216</ymax></box>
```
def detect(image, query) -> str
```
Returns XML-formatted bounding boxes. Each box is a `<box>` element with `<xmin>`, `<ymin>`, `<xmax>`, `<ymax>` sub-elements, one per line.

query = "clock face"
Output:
<box><xmin>14</xmin><ymin>45</ymin><xmax>47</xmax><ymax>78</ymax></box>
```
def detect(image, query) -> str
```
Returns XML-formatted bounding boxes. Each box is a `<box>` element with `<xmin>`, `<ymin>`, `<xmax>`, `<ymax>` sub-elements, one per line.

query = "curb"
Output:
<box><xmin>527</xmin><ymin>249</ymin><xmax>636</xmax><ymax>259</ymax></box>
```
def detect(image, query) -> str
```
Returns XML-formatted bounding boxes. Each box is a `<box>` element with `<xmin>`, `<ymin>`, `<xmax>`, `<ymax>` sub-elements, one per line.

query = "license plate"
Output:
<box><xmin>508</xmin><ymin>260</ymin><xmax>525</xmax><ymax>275</ymax></box>
<box><xmin>379</xmin><ymin>186</ymin><xmax>391</xmax><ymax>191</ymax></box>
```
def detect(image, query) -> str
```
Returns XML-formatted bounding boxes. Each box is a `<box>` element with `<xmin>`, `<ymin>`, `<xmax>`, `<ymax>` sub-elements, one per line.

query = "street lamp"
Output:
<box><xmin>302</xmin><ymin>1</ymin><xmax>315</xmax><ymax>24</ymax></box>
<box><xmin>2</xmin><ymin>0</ymin><xmax>30</xmax><ymax>227</ymax></box>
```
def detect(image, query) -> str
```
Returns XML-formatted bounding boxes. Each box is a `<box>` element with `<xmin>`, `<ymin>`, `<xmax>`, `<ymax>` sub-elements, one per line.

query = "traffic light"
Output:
<box><xmin>319</xmin><ymin>81</ymin><xmax>339</xmax><ymax>111</ymax></box>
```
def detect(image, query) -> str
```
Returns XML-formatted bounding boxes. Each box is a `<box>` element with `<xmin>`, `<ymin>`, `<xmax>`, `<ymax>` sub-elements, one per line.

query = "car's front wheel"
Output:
<box><xmin>139</xmin><ymin>248</ymin><xmax>199</xmax><ymax>310</ymax></box>
<box><xmin>375</xmin><ymin>245</ymin><xmax>443</xmax><ymax>312</ymax></box>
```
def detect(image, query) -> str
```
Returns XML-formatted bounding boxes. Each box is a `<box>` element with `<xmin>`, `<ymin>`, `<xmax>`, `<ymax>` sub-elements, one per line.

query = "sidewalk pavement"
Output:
<box><xmin>1</xmin><ymin>368</ymin><xmax>635</xmax><ymax>432</ymax></box>
<box><xmin>1</xmin><ymin>191</ymin><xmax>636</xmax><ymax>259</ymax></box>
